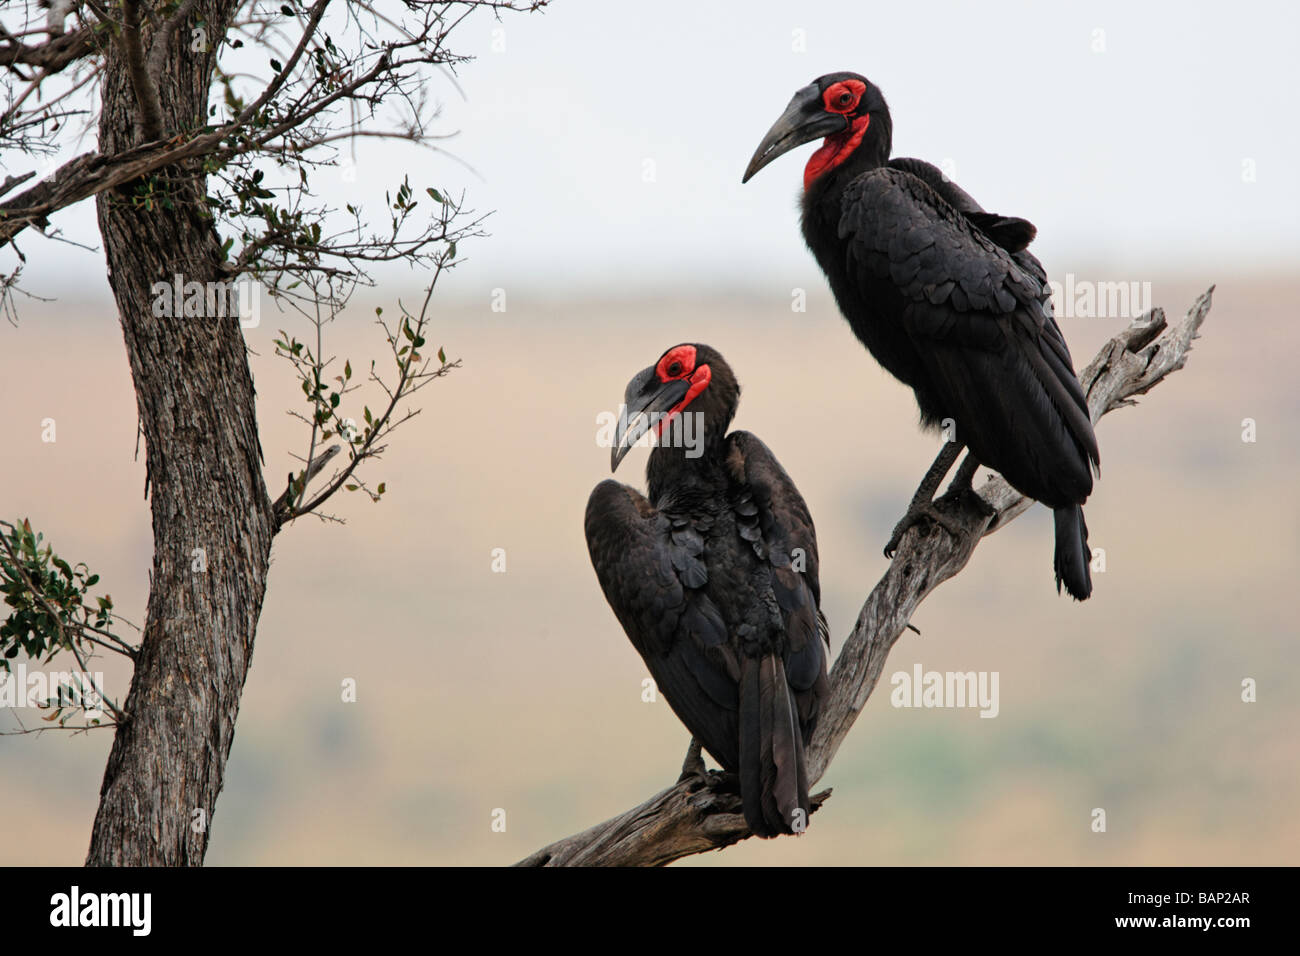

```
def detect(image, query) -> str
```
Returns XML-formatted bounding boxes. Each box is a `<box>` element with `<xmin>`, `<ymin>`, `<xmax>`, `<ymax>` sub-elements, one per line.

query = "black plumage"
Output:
<box><xmin>744</xmin><ymin>72</ymin><xmax>1099</xmax><ymax>599</ymax></box>
<box><xmin>585</xmin><ymin>344</ymin><xmax>829</xmax><ymax>837</ymax></box>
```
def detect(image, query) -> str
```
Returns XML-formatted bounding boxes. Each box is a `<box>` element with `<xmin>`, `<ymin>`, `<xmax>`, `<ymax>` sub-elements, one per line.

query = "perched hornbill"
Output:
<box><xmin>743</xmin><ymin>72</ymin><xmax>1099</xmax><ymax>600</ymax></box>
<box><xmin>585</xmin><ymin>344</ymin><xmax>830</xmax><ymax>837</ymax></box>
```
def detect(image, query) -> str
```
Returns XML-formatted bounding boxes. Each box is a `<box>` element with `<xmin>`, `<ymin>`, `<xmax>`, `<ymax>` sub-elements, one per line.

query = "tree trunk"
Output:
<box><xmin>86</xmin><ymin>0</ymin><xmax>272</xmax><ymax>866</ymax></box>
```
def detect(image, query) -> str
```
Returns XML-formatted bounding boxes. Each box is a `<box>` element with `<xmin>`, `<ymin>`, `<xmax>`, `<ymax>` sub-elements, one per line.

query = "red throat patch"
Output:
<box><xmin>804</xmin><ymin>114</ymin><xmax>870</xmax><ymax>191</ymax></box>
<box><xmin>655</xmin><ymin>364</ymin><xmax>712</xmax><ymax>437</ymax></box>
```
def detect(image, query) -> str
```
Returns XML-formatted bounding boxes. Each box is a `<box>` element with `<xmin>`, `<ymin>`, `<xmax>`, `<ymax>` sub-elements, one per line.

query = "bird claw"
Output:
<box><xmin>883</xmin><ymin>500</ymin><xmax>964</xmax><ymax>558</ymax></box>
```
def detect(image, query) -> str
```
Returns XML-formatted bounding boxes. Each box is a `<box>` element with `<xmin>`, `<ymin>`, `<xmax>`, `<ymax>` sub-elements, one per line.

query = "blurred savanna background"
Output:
<box><xmin>2</xmin><ymin>0</ymin><xmax>1297</xmax><ymax>865</ymax></box>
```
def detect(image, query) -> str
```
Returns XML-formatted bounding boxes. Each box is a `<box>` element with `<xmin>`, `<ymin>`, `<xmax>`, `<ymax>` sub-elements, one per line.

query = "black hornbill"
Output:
<box><xmin>585</xmin><ymin>344</ymin><xmax>830</xmax><ymax>837</ymax></box>
<box><xmin>743</xmin><ymin>73</ymin><xmax>1099</xmax><ymax>600</ymax></box>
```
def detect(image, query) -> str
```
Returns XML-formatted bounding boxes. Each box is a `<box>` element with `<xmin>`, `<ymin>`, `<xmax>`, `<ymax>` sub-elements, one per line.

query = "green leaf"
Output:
<box><xmin>270</xmin><ymin>58</ymin><xmax>283</xmax><ymax>73</ymax></box>
<box><xmin>437</xmin><ymin>347</ymin><xmax>446</xmax><ymax>363</ymax></box>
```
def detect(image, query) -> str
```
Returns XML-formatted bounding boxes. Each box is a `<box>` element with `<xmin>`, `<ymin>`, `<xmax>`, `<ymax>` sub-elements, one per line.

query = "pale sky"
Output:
<box><xmin>7</xmin><ymin>0</ymin><xmax>1299</xmax><ymax>302</ymax></box>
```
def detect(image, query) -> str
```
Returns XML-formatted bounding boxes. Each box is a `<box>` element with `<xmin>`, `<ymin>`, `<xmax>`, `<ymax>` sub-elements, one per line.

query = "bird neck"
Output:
<box><xmin>804</xmin><ymin>114</ymin><xmax>891</xmax><ymax>199</ymax></box>
<box><xmin>646</xmin><ymin>425</ymin><xmax>729</xmax><ymax>504</ymax></box>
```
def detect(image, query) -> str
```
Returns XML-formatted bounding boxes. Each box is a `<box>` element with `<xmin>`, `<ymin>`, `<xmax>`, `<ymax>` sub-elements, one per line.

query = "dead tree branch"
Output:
<box><xmin>517</xmin><ymin>286</ymin><xmax>1215</xmax><ymax>867</ymax></box>
<box><xmin>0</xmin><ymin>24</ymin><xmax>96</xmax><ymax>74</ymax></box>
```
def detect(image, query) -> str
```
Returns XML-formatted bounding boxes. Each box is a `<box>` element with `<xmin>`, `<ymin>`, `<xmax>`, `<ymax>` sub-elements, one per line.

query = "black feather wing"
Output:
<box><xmin>584</xmin><ymin>479</ymin><xmax>740</xmax><ymax>770</ymax></box>
<box><xmin>726</xmin><ymin>432</ymin><xmax>829</xmax><ymax>728</ymax></box>
<box><xmin>839</xmin><ymin>167</ymin><xmax>1098</xmax><ymax>502</ymax></box>
<box><xmin>888</xmin><ymin>157</ymin><xmax>1038</xmax><ymax>253</ymax></box>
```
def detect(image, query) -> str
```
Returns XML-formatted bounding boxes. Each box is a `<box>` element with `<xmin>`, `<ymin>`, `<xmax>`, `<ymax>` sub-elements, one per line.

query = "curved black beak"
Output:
<box><xmin>742</xmin><ymin>83</ymin><xmax>847</xmax><ymax>183</ymax></box>
<box><xmin>611</xmin><ymin>366</ymin><xmax>689</xmax><ymax>472</ymax></box>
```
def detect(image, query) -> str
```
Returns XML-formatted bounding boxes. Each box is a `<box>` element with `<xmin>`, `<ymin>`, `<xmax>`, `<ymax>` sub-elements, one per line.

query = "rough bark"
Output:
<box><xmin>518</xmin><ymin>287</ymin><xmax>1215</xmax><ymax>867</ymax></box>
<box><xmin>85</xmin><ymin>0</ymin><xmax>271</xmax><ymax>866</ymax></box>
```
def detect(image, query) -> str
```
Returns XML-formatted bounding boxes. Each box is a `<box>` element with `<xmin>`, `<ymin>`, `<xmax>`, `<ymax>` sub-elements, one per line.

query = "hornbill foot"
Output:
<box><xmin>677</xmin><ymin>737</ymin><xmax>706</xmax><ymax>783</ymax></box>
<box><xmin>938</xmin><ymin>453</ymin><xmax>996</xmax><ymax>518</ymax></box>
<box><xmin>939</xmin><ymin>484</ymin><xmax>997</xmax><ymax>518</ymax></box>
<box><xmin>945</xmin><ymin>451</ymin><xmax>980</xmax><ymax>496</ymax></box>
<box><xmin>884</xmin><ymin>499</ymin><xmax>964</xmax><ymax>559</ymax></box>
<box><xmin>884</xmin><ymin>440</ymin><xmax>966</xmax><ymax>558</ymax></box>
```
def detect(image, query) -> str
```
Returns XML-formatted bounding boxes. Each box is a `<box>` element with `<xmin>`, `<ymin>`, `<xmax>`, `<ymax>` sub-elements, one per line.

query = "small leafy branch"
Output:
<box><xmin>270</xmin><ymin>215</ymin><xmax>463</xmax><ymax>529</ymax></box>
<box><xmin>0</xmin><ymin>518</ymin><xmax>137</xmax><ymax>733</ymax></box>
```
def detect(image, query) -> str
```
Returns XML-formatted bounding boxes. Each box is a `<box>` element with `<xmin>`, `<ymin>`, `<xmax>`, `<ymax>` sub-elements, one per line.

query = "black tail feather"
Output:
<box><xmin>1053</xmin><ymin>504</ymin><xmax>1092</xmax><ymax>601</ymax></box>
<box><xmin>739</xmin><ymin>653</ymin><xmax>810</xmax><ymax>837</ymax></box>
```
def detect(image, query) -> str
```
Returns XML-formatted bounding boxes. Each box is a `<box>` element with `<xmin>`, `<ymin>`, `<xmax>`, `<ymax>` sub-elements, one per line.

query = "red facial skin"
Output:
<box><xmin>653</xmin><ymin>345</ymin><xmax>712</xmax><ymax>436</ymax></box>
<box><xmin>655</xmin><ymin>344</ymin><xmax>697</xmax><ymax>383</ymax></box>
<box><xmin>804</xmin><ymin>79</ymin><xmax>870</xmax><ymax>191</ymax></box>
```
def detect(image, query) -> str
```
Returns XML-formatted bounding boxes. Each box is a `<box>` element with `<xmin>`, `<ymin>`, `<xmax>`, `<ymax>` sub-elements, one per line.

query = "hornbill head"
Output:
<box><xmin>610</xmin><ymin>343</ymin><xmax>739</xmax><ymax>472</ymax></box>
<box><xmin>742</xmin><ymin>72</ymin><xmax>891</xmax><ymax>189</ymax></box>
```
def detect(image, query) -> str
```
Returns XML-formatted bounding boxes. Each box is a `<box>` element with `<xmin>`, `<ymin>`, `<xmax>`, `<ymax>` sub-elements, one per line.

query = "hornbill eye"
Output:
<box><xmin>819</xmin><ymin>79</ymin><xmax>866</xmax><ymax>115</ymax></box>
<box><xmin>655</xmin><ymin>344</ymin><xmax>697</xmax><ymax>382</ymax></box>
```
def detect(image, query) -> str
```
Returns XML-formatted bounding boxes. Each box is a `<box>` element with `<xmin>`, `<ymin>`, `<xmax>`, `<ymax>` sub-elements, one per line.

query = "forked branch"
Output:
<box><xmin>517</xmin><ymin>286</ymin><xmax>1215</xmax><ymax>867</ymax></box>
